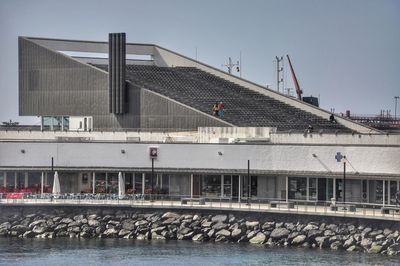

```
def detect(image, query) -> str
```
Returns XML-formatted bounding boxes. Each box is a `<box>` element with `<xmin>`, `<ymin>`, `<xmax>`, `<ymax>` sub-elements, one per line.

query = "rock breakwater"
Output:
<box><xmin>0</xmin><ymin>211</ymin><xmax>399</xmax><ymax>256</ymax></box>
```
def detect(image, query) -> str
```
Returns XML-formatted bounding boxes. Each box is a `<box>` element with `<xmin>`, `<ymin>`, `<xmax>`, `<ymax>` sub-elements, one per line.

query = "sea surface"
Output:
<box><xmin>0</xmin><ymin>238</ymin><xmax>398</xmax><ymax>266</ymax></box>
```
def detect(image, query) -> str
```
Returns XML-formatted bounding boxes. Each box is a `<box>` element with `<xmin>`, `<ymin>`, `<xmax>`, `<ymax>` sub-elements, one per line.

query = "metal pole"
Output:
<box><xmin>239</xmin><ymin>51</ymin><xmax>242</xmax><ymax>78</ymax></box>
<box><xmin>343</xmin><ymin>161</ymin><xmax>346</xmax><ymax>204</ymax></box>
<box><xmin>151</xmin><ymin>157</ymin><xmax>154</xmax><ymax>200</ymax></box>
<box><xmin>395</xmin><ymin>96</ymin><xmax>399</xmax><ymax>119</ymax></box>
<box><xmin>247</xmin><ymin>160</ymin><xmax>251</xmax><ymax>205</ymax></box>
<box><xmin>51</xmin><ymin>157</ymin><xmax>54</xmax><ymax>172</ymax></box>
<box><xmin>276</xmin><ymin>57</ymin><xmax>280</xmax><ymax>92</ymax></box>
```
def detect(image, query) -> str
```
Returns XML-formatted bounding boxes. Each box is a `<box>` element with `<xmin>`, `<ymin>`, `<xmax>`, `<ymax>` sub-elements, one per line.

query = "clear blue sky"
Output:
<box><xmin>0</xmin><ymin>0</ymin><xmax>399</xmax><ymax>124</ymax></box>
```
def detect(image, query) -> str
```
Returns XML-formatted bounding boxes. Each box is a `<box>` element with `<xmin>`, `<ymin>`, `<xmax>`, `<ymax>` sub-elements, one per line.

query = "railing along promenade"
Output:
<box><xmin>1</xmin><ymin>193</ymin><xmax>399</xmax><ymax>221</ymax></box>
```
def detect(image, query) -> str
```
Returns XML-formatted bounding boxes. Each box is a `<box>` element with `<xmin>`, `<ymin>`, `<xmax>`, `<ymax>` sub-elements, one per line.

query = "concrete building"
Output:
<box><xmin>1</xmin><ymin>34</ymin><xmax>399</xmax><ymax>205</ymax></box>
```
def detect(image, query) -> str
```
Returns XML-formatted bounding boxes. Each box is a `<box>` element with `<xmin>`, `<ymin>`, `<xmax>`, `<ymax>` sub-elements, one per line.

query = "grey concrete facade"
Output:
<box><xmin>18</xmin><ymin>37</ymin><xmax>228</xmax><ymax>130</ymax></box>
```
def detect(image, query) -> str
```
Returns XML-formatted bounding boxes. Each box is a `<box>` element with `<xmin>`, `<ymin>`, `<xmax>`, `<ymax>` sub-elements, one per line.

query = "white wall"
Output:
<box><xmin>0</xmin><ymin>142</ymin><xmax>398</xmax><ymax>178</ymax></box>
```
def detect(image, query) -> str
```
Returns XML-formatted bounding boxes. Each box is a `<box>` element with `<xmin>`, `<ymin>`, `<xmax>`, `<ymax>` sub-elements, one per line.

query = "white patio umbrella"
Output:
<box><xmin>52</xmin><ymin>171</ymin><xmax>61</xmax><ymax>198</ymax></box>
<box><xmin>118</xmin><ymin>172</ymin><xmax>125</xmax><ymax>199</ymax></box>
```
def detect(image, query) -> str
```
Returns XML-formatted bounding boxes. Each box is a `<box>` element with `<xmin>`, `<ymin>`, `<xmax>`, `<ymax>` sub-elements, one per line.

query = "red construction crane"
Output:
<box><xmin>286</xmin><ymin>55</ymin><xmax>303</xmax><ymax>100</ymax></box>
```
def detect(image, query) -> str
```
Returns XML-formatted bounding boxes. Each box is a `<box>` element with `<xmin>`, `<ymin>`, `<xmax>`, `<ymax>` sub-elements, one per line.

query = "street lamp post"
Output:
<box><xmin>247</xmin><ymin>160</ymin><xmax>251</xmax><ymax>205</ymax></box>
<box><xmin>335</xmin><ymin>152</ymin><xmax>346</xmax><ymax>204</ymax></box>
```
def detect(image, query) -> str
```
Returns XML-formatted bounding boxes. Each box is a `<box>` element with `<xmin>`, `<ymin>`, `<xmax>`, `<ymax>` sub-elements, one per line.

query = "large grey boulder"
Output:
<box><xmin>32</xmin><ymin>225</ymin><xmax>48</xmax><ymax>234</ymax></box>
<box><xmin>325</xmin><ymin>224</ymin><xmax>338</xmax><ymax>232</ymax></box>
<box><xmin>192</xmin><ymin>233</ymin><xmax>204</xmax><ymax>242</ymax></box>
<box><xmin>270</xmin><ymin>228</ymin><xmax>289</xmax><ymax>240</ymax></box>
<box><xmin>67</xmin><ymin>226</ymin><xmax>81</xmax><ymax>234</ymax></box>
<box><xmin>22</xmin><ymin>231</ymin><xmax>36</xmax><ymax>238</ymax></box>
<box><xmin>211</xmin><ymin>215</ymin><xmax>228</xmax><ymax>223</ymax></box>
<box><xmin>103</xmin><ymin>228</ymin><xmax>118</xmax><ymax>237</ymax></box>
<box><xmin>118</xmin><ymin>229</ymin><xmax>131</xmax><ymax>237</ymax></box>
<box><xmin>68</xmin><ymin>221</ymin><xmax>82</xmax><ymax>228</ymax></box>
<box><xmin>231</xmin><ymin>228</ymin><xmax>244</xmax><ymax>240</ymax></box>
<box><xmin>207</xmin><ymin>229</ymin><xmax>216</xmax><ymax>238</ymax></box>
<box><xmin>361</xmin><ymin>238</ymin><xmax>373</xmax><ymax>249</ymax></box>
<box><xmin>151</xmin><ymin>232</ymin><xmax>166</xmax><ymax>240</ymax></box>
<box><xmin>285</xmin><ymin>223</ymin><xmax>296</xmax><ymax>231</ymax></box>
<box><xmin>262</xmin><ymin>221</ymin><xmax>275</xmax><ymax>231</ymax></box>
<box><xmin>330</xmin><ymin>241</ymin><xmax>343</xmax><ymax>250</ymax></box>
<box><xmin>201</xmin><ymin>221</ymin><xmax>213</xmax><ymax>228</ymax></box>
<box><xmin>162</xmin><ymin>212</ymin><xmax>180</xmax><ymax>219</ymax></box>
<box><xmin>369</xmin><ymin>230</ymin><xmax>383</xmax><ymax>238</ymax></box>
<box><xmin>249</xmin><ymin>232</ymin><xmax>266</xmax><ymax>244</ymax></box>
<box><xmin>212</xmin><ymin>223</ymin><xmax>228</xmax><ymax>230</ymax></box>
<box><xmin>0</xmin><ymin>222</ymin><xmax>11</xmax><ymax>230</ymax></box>
<box><xmin>387</xmin><ymin>243</ymin><xmax>400</xmax><ymax>256</ymax></box>
<box><xmin>29</xmin><ymin>220</ymin><xmax>46</xmax><ymax>229</ymax></box>
<box><xmin>361</xmin><ymin>227</ymin><xmax>372</xmax><ymax>238</ymax></box>
<box><xmin>346</xmin><ymin>245</ymin><xmax>361</xmax><ymax>252</ymax></box>
<box><xmin>88</xmin><ymin>219</ymin><xmax>100</xmax><ymax>227</ymax></box>
<box><xmin>307</xmin><ymin>230</ymin><xmax>323</xmax><ymax>241</ymax></box>
<box><xmin>11</xmin><ymin>225</ymin><xmax>29</xmax><ymax>234</ymax></box>
<box><xmin>323</xmin><ymin>230</ymin><xmax>335</xmax><ymax>237</ymax></box>
<box><xmin>73</xmin><ymin>215</ymin><xmax>85</xmax><ymax>222</ymax></box>
<box><xmin>368</xmin><ymin>244</ymin><xmax>382</xmax><ymax>254</ymax></box>
<box><xmin>343</xmin><ymin>236</ymin><xmax>355</xmax><ymax>249</ymax></box>
<box><xmin>245</xmin><ymin>221</ymin><xmax>259</xmax><ymax>229</ymax></box>
<box><xmin>291</xmin><ymin>235</ymin><xmax>306</xmax><ymax>245</ymax></box>
<box><xmin>54</xmin><ymin>224</ymin><xmax>67</xmax><ymax>232</ymax></box>
<box><xmin>315</xmin><ymin>236</ymin><xmax>330</xmax><ymax>248</ymax></box>
<box><xmin>287</xmin><ymin>232</ymin><xmax>299</xmax><ymax>241</ymax></box>
<box><xmin>303</xmin><ymin>224</ymin><xmax>319</xmax><ymax>232</ymax></box>
<box><xmin>60</xmin><ymin>218</ymin><xmax>73</xmax><ymax>224</ymax></box>
<box><xmin>216</xmin><ymin>229</ymin><xmax>231</xmax><ymax>237</ymax></box>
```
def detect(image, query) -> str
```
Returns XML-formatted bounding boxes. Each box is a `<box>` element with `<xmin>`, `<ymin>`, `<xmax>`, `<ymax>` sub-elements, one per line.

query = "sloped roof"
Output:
<box><xmin>94</xmin><ymin>64</ymin><xmax>351</xmax><ymax>132</ymax></box>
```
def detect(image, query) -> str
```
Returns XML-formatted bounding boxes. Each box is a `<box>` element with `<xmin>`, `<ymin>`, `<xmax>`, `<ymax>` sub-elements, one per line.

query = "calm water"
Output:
<box><xmin>0</xmin><ymin>238</ymin><xmax>398</xmax><ymax>266</ymax></box>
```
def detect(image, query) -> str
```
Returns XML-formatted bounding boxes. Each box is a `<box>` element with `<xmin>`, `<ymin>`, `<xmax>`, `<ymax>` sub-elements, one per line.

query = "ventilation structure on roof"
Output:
<box><xmin>108</xmin><ymin>33</ymin><xmax>126</xmax><ymax>114</ymax></box>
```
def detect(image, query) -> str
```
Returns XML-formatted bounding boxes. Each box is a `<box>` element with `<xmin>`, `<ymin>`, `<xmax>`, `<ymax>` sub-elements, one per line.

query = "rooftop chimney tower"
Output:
<box><xmin>108</xmin><ymin>32</ymin><xmax>126</xmax><ymax>114</ymax></box>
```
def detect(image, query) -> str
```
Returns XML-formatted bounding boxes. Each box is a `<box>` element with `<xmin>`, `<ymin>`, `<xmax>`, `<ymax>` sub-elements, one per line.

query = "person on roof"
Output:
<box><xmin>218</xmin><ymin>101</ymin><xmax>225</xmax><ymax>118</ymax></box>
<box><xmin>329</xmin><ymin>114</ymin><xmax>337</xmax><ymax>123</ymax></box>
<box><xmin>307</xmin><ymin>124</ymin><xmax>314</xmax><ymax>133</ymax></box>
<box><xmin>212</xmin><ymin>102</ymin><xmax>219</xmax><ymax>116</ymax></box>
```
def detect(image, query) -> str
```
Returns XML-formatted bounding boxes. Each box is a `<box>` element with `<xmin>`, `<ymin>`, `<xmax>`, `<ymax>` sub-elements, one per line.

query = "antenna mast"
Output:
<box><xmin>275</xmin><ymin>56</ymin><xmax>284</xmax><ymax>92</ymax></box>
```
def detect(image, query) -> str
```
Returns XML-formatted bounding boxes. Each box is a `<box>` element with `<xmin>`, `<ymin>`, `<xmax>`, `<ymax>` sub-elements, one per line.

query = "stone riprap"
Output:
<box><xmin>0</xmin><ymin>211</ymin><xmax>399</xmax><ymax>257</ymax></box>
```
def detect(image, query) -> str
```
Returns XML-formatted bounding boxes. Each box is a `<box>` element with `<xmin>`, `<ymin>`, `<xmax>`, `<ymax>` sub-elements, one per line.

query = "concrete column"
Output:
<box><xmin>40</xmin><ymin>172</ymin><xmax>44</xmax><ymax>194</ymax></box>
<box><xmin>388</xmin><ymin>180</ymin><xmax>391</xmax><ymax>205</ymax></box>
<box><xmin>220</xmin><ymin>175</ymin><xmax>224</xmax><ymax>197</ymax></box>
<box><xmin>306</xmin><ymin>177</ymin><xmax>309</xmax><ymax>201</ymax></box>
<box><xmin>105</xmin><ymin>173</ymin><xmax>108</xmax><ymax>193</ymax></box>
<box><xmin>24</xmin><ymin>172</ymin><xmax>28</xmax><ymax>188</ymax></box>
<box><xmin>14</xmin><ymin>172</ymin><xmax>17</xmax><ymax>189</ymax></box>
<box><xmin>132</xmin><ymin>173</ymin><xmax>135</xmax><ymax>194</ymax></box>
<box><xmin>238</xmin><ymin>175</ymin><xmax>241</xmax><ymax>203</ymax></box>
<box><xmin>190</xmin><ymin>174</ymin><xmax>193</xmax><ymax>198</ymax></box>
<box><xmin>333</xmin><ymin>178</ymin><xmax>336</xmax><ymax>200</ymax></box>
<box><xmin>142</xmin><ymin>173</ymin><xmax>145</xmax><ymax>195</ymax></box>
<box><xmin>285</xmin><ymin>176</ymin><xmax>289</xmax><ymax>202</ymax></box>
<box><xmin>92</xmin><ymin>172</ymin><xmax>96</xmax><ymax>194</ymax></box>
<box><xmin>383</xmin><ymin>180</ymin><xmax>385</xmax><ymax>206</ymax></box>
<box><xmin>2</xmin><ymin>172</ymin><xmax>5</xmax><ymax>188</ymax></box>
